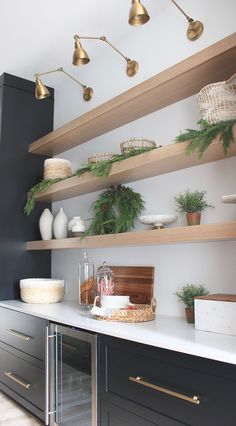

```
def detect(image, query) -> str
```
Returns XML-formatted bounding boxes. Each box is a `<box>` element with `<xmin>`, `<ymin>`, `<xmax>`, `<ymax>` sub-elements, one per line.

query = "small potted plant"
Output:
<box><xmin>175</xmin><ymin>284</ymin><xmax>209</xmax><ymax>323</ymax></box>
<box><xmin>174</xmin><ymin>189</ymin><xmax>214</xmax><ymax>226</ymax></box>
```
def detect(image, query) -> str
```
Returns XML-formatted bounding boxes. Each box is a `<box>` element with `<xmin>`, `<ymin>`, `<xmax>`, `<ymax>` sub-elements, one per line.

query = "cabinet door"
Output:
<box><xmin>101</xmin><ymin>400</ymin><xmax>184</xmax><ymax>426</ymax></box>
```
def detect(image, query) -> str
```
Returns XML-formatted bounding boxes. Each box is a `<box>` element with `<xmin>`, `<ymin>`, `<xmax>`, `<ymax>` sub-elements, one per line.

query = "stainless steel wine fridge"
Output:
<box><xmin>45</xmin><ymin>323</ymin><xmax>97</xmax><ymax>426</ymax></box>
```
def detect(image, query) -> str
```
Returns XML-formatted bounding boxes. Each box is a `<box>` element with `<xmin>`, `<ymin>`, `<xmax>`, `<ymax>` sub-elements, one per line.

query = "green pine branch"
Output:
<box><xmin>175</xmin><ymin>119</ymin><xmax>236</xmax><ymax>158</ymax></box>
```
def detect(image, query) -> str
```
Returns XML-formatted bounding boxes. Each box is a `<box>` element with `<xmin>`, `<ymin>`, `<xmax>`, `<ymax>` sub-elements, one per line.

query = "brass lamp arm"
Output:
<box><xmin>34</xmin><ymin>67</ymin><xmax>86</xmax><ymax>89</ymax></box>
<box><xmin>170</xmin><ymin>0</ymin><xmax>193</xmax><ymax>23</ymax></box>
<box><xmin>74</xmin><ymin>35</ymin><xmax>131</xmax><ymax>62</ymax></box>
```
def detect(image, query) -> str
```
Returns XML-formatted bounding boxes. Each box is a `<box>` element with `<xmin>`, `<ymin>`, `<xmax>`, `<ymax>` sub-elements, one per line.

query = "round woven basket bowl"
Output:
<box><xmin>88</xmin><ymin>152</ymin><xmax>115</xmax><ymax>164</ymax></box>
<box><xmin>197</xmin><ymin>74</ymin><xmax>236</xmax><ymax>124</ymax></box>
<box><xmin>43</xmin><ymin>158</ymin><xmax>72</xmax><ymax>180</ymax></box>
<box><xmin>120</xmin><ymin>138</ymin><xmax>156</xmax><ymax>154</ymax></box>
<box><xmin>20</xmin><ymin>279</ymin><xmax>65</xmax><ymax>304</ymax></box>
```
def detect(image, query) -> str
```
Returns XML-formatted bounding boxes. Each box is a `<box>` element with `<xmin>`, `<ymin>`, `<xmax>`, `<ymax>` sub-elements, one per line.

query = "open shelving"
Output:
<box><xmin>35</xmin><ymin>134</ymin><xmax>236</xmax><ymax>202</ymax></box>
<box><xmin>27</xmin><ymin>222</ymin><xmax>236</xmax><ymax>250</ymax></box>
<box><xmin>29</xmin><ymin>34</ymin><xmax>236</xmax><ymax>156</ymax></box>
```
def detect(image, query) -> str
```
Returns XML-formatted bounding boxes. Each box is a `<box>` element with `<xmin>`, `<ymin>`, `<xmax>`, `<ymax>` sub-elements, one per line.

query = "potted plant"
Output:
<box><xmin>175</xmin><ymin>284</ymin><xmax>209</xmax><ymax>323</ymax></box>
<box><xmin>174</xmin><ymin>189</ymin><xmax>214</xmax><ymax>225</ymax></box>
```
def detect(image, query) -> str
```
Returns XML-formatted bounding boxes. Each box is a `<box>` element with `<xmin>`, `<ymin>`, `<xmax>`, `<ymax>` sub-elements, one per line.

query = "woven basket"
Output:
<box><xmin>44</xmin><ymin>158</ymin><xmax>72</xmax><ymax>180</ymax></box>
<box><xmin>94</xmin><ymin>299</ymin><xmax>156</xmax><ymax>323</ymax></box>
<box><xmin>120</xmin><ymin>138</ymin><xmax>156</xmax><ymax>154</ymax></box>
<box><xmin>197</xmin><ymin>73</ymin><xmax>236</xmax><ymax>124</ymax></box>
<box><xmin>88</xmin><ymin>152</ymin><xmax>115</xmax><ymax>163</ymax></box>
<box><xmin>20</xmin><ymin>279</ymin><xmax>64</xmax><ymax>304</ymax></box>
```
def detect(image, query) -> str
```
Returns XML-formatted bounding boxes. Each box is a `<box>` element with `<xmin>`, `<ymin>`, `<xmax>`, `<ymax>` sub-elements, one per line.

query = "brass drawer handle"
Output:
<box><xmin>7</xmin><ymin>329</ymin><xmax>32</xmax><ymax>341</ymax></box>
<box><xmin>129</xmin><ymin>376</ymin><xmax>201</xmax><ymax>405</ymax></box>
<box><xmin>4</xmin><ymin>372</ymin><xmax>31</xmax><ymax>389</ymax></box>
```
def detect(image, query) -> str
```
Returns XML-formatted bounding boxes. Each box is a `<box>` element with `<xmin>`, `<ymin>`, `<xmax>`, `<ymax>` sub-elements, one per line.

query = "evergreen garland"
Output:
<box><xmin>24</xmin><ymin>147</ymin><xmax>156</xmax><ymax>215</ymax></box>
<box><xmin>175</xmin><ymin>119</ymin><xmax>236</xmax><ymax>158</ymax></box>
<box><xmin>84</xmin><ymin>184</ymin><xmax>144</xmax><ymax>236</ymax></box>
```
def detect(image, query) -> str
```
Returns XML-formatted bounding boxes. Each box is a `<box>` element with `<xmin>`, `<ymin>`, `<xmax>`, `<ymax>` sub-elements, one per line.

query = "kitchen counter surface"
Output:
<box><xmin>1</xmin><ymin>300</ymin><xmax>236</xmax><ymax>365</ymax></box>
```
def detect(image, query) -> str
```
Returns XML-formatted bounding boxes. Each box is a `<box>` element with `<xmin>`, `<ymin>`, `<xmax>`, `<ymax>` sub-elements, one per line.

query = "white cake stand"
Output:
<box><xmin>139</xmin><ymin>214</ymin><xmax>178</xmax><ymax>229</ymax></box>
<box><xmin>222</xmin><ymin>194</ymin><xmax>236</xmax><ymax>204</ymax></box>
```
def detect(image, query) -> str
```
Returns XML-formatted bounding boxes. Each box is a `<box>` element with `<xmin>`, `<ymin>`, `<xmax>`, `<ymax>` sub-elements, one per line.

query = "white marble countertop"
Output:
<box><xmin>1</xmin><ymin>300</ymin><xmax>236</xmax><ymax>365</ymax></box>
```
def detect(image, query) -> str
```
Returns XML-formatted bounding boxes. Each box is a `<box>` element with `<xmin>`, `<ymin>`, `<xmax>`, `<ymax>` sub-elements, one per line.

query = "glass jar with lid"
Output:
<box><xmin>78</xmin><ymin>250</ymin><xmax>94</xmax><ymax>308</ymax></box>
<box><xmin>96</xmin><ymin>262</ymin><xmax>115</xmax><ymax>297</ymax></box>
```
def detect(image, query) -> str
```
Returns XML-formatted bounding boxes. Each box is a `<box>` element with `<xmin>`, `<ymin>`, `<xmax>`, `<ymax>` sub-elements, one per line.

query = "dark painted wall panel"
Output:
<box><xmin>0</xmin><ymin>73</ymin><xmax>54</xmax><ymax>299</ymax></box>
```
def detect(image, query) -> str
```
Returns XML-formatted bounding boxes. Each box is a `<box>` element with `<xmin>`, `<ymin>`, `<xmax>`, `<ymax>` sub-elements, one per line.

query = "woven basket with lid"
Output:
<box><xmin>197</xmin><ymin>73</ymin><xmax>236</xmax><ymax>124</ymax></box>
<box><xmin>44</xmin><ymin>158</ymin><xmax>72</xmax><ymax>180</ymax></box>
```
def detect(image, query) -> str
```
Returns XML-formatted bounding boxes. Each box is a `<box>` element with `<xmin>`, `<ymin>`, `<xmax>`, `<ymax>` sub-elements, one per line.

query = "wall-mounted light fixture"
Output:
<box><xmin>34</xmin><ymin>67</ymin><xmax>93</xmax><ymax>101</ymax></box>
<box><xmin>129</xmin><ymin>0</ymin><xmax>204</xmax><ymax>41</ymax></box>
<box><xmin>72</xmin><ymin>35</ymin><xmax>139</xmax><ymax>77</ymax></box>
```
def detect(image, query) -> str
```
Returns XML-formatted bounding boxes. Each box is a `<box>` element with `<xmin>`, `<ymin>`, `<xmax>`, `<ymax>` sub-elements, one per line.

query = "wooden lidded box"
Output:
<box><xmin>195</xmin><ymin>294</ymin><xmax>236</xmax><ymax>336</ymax></box>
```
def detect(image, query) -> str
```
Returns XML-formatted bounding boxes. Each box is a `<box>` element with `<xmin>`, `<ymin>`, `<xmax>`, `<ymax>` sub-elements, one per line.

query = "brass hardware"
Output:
<box><xmin>7</xmin><ymin>329</ymin><xmax>32</xmax><ymax>341</ymax></box>
<box><xmin>4</xmin><ymin>372</ymin><xmax>31</xmax><ymax>389</ymax></box>
<box><xmin>34</xmin><ymin>67</ymin><xmax>93</xmax><ymax>102</ymax></box>
<box><xmin>128</xmin><ymin>0</ymin><xmax>204</xmax><ymax>41</ymax></box>
<box><xmin>73</xmin><ymin>35</ymin><xmax>139</xmax><ymax>77</ymax></box>
<box><xmin>129</xmin><ymin>376</ymin><xmax>201</xmax><ymax>405</ymax></box>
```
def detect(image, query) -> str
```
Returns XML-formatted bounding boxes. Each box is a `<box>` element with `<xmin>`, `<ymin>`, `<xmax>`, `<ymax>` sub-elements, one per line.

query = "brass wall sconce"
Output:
<box><xmin>34</xmin><ymin>67</ymin><xmax>93</xmax><ymax>101</ymax></box>
<box><xmin>73</xmin><ymin>35</ymin><xmax>139</xmax><ymax>77</ymax></box>
<box><xmin>129</xmin><ymin>0</ymin><xmax>204</xmax><ymax>41</ymax></box>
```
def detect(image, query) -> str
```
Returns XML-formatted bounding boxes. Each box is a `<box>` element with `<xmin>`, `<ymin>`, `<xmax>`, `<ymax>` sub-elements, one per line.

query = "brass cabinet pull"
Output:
<box><xmin>7</xmin><ymin>329</ymin><xmax>32</xmax><ymax>341</ymax></box>
<box><xmin>129</xmin><ymin>376</ymin><xmax>201</xmax><ymax>405</ymax></box>
<box><xmin>4</xmin><ymin>372</ymin><xmax>31</xmax><ymax>389</ymax></box>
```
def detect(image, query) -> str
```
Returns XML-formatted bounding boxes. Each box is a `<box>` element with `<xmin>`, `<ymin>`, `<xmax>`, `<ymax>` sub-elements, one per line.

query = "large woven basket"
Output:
<box><xmin>94</xmin><ymin>299</ymin><xmax>156</xmax><ymax>323</ymax></box>
<box><xmin>197</xmin><ymin>73</ymin><xmax>236</xmax><ymax>124</ymax></box>
<box><xmin>20</xmin><ymin>279</ymin><xmax>64</xmax><ymax>304</ymax></box>
<box><xmin>44</xmin><ymin>158</ymin><xmax>72</xmax><ymax>180</ymax></box>
<box><xmin>120</xmin><ymin>138</ymin><xmax>156</xmax><ymax>154</ymax></box>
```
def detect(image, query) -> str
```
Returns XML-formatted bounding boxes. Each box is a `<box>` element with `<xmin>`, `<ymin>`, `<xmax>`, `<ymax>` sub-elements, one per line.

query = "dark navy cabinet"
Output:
<box><xmin>99</xmin><ymin>335</ymin><xmax>236</xmax><ymax>426</ymax></box>
<box><xmin>0</xmin><ymin>72</ymin><xmax>53</xmax><ymax>300</ymax></box>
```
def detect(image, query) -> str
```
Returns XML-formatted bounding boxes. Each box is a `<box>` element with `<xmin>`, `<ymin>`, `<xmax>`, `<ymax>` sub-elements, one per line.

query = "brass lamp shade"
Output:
<box><xmin>73</xmin><ymin>39</ymin><xmax>90</xmax><ymax>66</ymax></box>
<box><xmin>35</xmin><ymin>77</ymin><xmax>50</xmax><ymax>100</ymax></box>
<box><xmin>129</xmin><ymin>0</ymin><xmax>150</xmax><ymax>26</ymax></box>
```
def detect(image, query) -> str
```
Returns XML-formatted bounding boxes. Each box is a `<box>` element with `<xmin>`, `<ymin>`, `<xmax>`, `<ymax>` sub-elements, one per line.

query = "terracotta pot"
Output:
<box><xmin>186</xmin><ymin>212</ymin><xmax>201</xmax><ymax>226</ymax></box>
<box><xmin>185</xmin><ymin>307</ymin><xmax>194</xmax><ymax>323</ymax></box>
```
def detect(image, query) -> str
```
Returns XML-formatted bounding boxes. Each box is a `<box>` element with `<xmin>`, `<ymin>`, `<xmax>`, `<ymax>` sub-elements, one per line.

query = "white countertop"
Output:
<box><xmin>1</xmin><ymin>300</ymin><xmax>236</xmax><ymax>365</ymax></box>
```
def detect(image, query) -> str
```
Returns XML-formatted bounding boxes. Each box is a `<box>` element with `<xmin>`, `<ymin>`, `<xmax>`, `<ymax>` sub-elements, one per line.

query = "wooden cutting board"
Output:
<box><xmin>110</xmin><ymin>266</ymin><xmax>155</xmax><ymax>304</ymax></box>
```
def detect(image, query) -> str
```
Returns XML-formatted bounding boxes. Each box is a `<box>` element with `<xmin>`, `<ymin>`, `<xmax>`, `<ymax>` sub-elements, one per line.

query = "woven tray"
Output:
<box><xmin>120</xmin><ymin>138</ymin><xmax>156</xmax><ymax>154</ymax></box>
<box><xmin>94</xmin><ymin>300</ymin><xmax>156</xmax><ymax>323</ymax></box>
<box><xmin>88</xmin><ymin>152</ymin><xmax>115</xmax><ymax>163</ymax></box>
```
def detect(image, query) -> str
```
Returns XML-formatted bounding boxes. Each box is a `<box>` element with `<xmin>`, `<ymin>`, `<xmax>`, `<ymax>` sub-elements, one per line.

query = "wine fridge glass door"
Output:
<box><xmin>54</xmin><ymin>325</ymin><xmax>97</xmax><ymax>426</ymax></box>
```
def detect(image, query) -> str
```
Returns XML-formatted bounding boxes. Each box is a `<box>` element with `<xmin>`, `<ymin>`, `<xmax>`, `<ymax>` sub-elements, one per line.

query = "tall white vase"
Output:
<box><xmin>39</xmin><ymin>209</ymin><xmax>53</xmax><ymax>240</ymax></box>
<box><xmin>53</xmin><ymin>208</ymin><xmax>68</xmax><ymax>239</ymax></box>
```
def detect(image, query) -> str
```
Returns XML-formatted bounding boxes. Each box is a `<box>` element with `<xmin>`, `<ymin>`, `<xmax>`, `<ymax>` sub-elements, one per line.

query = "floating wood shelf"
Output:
<box><xmin>29</xmin><ymin>34</ymin><xmax>236</xmax><ymax>156</ymax></box>
<box><xmin>35</xmin><ymin>134</ymin><xmax>236</xmax><ymax>202</ymax></box>
<box><xmin>222</xmin><ymin>194</ymin><xmax>236</xmax><ymax>204</ymax></box>
<box><xmin>27</xmin><ymin>222</ymin><xmax>236</xmax><ymax>250</ymax></box>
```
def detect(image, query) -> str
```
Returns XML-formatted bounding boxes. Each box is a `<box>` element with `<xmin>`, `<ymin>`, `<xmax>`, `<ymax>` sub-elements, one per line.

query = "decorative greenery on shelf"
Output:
<box><xmin>24</xmin><ymin>147</ymin><xmax>156</xmax><ymax>215</ymax></box>
<box><xmin>83</xmin><ymin>184</ymin><xmax>144</xmax><ymax>236</ymax></box>
<box><xmin>174</xmin><ymin>189</ymin><xmax>214</xmax><ymax>214</ymax></box>
<box><xmin>175</xmin><ymin>284</ymin><xmax>209</xmax><ymax>309</ymax></box>
<box><xmin>175</xmin><ymin>119</ymin><xmax>236</xmax><ymax>158</ymax></box>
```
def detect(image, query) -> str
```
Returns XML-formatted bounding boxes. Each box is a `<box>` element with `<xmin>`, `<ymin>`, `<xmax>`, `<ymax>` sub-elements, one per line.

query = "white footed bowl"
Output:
<box><xmin>139</xmin><ymin>214</ymin><xmax>178</xmax><ymax>229</ymax></box>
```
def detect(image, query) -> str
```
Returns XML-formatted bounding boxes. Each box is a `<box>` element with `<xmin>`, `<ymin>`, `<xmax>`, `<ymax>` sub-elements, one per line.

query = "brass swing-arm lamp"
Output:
<box><xmin>129</xmin><ymin>0</ymin><xmax>204</xmax><ymax>41</ymax></box>
<box><xmin>34</xmin><ymin>67</ymin><xmax>93</xmax><ymax>101</ymax></box>
<box><xmin>73</xmin><ymin>35</ymin><xmax>139</xmax><ymax>77</ymax></box>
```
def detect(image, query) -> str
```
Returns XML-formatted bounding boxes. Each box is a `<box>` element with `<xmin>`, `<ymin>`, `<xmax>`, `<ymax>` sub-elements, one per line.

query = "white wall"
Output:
<box><xmin>52</xmin><ymin>0</ymin><xmax>236</xmax><ymax>317</ymax></box>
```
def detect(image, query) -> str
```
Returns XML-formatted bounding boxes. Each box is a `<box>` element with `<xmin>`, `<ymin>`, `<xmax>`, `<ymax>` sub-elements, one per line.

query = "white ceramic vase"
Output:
<box><xmin>53</xmin><ymin>208</ymin><xmax>68</xmax><ymax>239</ymax></box>
<box><xmin>39</xmin><ymin>208</ymin><xmax>53</xmax><ymax>240</ymax></box>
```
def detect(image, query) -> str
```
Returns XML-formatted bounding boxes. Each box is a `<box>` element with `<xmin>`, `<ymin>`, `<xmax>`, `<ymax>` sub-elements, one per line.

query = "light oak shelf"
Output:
<box><xmin>29</xmin><ymin>34</ymin><xmax>236</xmax><ymax>156</ymax></box>
<box><xmin>27</xmin><ymin>222</ymin><xmax>236</xmax><ymax>250</ymax></box>
<box><xmin>35</xmin><ymin>134</ymin><xmax>236</xmax><ymax>202</ymax></box>
<box><xmin>222</xmin><ymin>194</ymin><xmax>236</xmax><ymax>204</ymax></box>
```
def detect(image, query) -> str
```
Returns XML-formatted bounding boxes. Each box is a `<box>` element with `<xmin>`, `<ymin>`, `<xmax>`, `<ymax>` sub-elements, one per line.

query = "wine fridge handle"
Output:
<box><xmin>45</xmin><ymin>325</ymin><xmax>57</xmax><ymax>426</ymax></box>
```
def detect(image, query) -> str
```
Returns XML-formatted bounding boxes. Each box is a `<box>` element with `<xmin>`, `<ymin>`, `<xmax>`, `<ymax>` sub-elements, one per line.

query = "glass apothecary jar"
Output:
<box><xmin>78</xmin><ymin>250</ymin><xmax>94</xmax><ymax>308</ymax></box>
<box><xmin>96</xmin><ymin>262</ymin><xmax>115</xmax><ymax>297</ymax></box>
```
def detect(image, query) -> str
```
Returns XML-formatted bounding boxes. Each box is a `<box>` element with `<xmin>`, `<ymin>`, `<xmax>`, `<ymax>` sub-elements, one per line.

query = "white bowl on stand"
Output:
<box><xmin>139</xmin><ymin>214</ymin><xmax>178</xmax><ymax>229</ymax></box>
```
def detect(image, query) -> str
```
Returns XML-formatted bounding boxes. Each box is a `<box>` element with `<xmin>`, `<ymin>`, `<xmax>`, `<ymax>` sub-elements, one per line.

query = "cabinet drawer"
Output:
<box><xmin>0</xmin><ymin>307</ymin><xmax>45</xmax><ymax>360</ymax></box>
<box><xmin>100</xmin><ymin>336</ymin><xmax>236</xmax><ymax>426</ymax></box>
<box><xmin>0</xmin><ymin>347</ymin><xmax>44</xmax><ymax>410</ymax></box>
